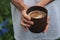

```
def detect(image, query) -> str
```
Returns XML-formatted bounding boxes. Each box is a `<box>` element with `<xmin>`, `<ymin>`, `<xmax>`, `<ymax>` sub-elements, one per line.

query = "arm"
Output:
<box><xmin>36</xmin><ymin>0</ymin><xmax>54</xmax><ymax>7</ymax></box>
<box><xmin>11</xmin><ymin>0</ymin><xmax>28</xmax><ymax>11</ymax></box>
<box><xmin>11</xmin><ymin>0</ymin><xmax>33</xmax><ymax>32</ymax></box>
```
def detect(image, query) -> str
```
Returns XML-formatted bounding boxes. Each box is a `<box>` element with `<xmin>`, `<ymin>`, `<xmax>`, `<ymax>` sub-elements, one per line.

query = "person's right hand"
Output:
<box><xmin>20</xmin><ymin>10</ymin><xmax>34</xmax><ymax>32</ymax></box>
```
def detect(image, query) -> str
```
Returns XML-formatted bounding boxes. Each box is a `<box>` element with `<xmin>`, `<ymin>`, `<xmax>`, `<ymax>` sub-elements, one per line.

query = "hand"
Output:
<box><xmin>20</xmin><ymin>10</ymin><xmax>34</xmax><ymax>32</ymax></box>
<box><xmin>20</xmin><ymin>10</ymin><xmax>50</xmax><ymax>32</ymax></box>
<box><xmin>43</xmin><ymin>16</ymin><xmax>50</xmax><ymax>33</ymax></box>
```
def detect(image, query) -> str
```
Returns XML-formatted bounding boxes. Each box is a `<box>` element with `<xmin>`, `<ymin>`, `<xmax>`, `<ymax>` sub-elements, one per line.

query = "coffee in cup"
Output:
<box><xmin>28</xmin><ymin>10</ymin><xmax>46</xmax><ymax>19</ymax></box>
<box><xmin>26</xmin><ymin>6</ymin><xmax>48</xmax><ymax>33</ymax></box>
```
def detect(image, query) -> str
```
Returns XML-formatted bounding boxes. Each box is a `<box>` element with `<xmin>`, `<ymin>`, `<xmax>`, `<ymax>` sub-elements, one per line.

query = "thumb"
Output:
<box><xmin>22</xmin><ymin>10</ymin><xmax>31</xmax><ymax>20</ymax></box>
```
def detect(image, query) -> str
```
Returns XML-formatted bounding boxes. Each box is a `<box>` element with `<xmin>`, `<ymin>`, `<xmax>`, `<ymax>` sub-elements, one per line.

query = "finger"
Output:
<box><xmin>43</xmin><ymin>16</ymin><xmax>50</xmax><ymax>33</ymax></box>
<box><xmin>43</xmin><ymin>23</ymin><xmax>49</xmax><ymax>33</ymax></box>
<box><xmin>22</xmin><ymin>10</ymin><xmax>31</xmax><ymax>20</ymax></box>
<box><xmin>23</xmin><ymin>26</ymin><xmax>28</xmax><ymax>32</ymax></box>
<box><xmin>20</xmin><ymin>20</ymin><xmax>30</xmax><ymax>27</ymax></box>
<box><xmin>22</xmin><ymin>16</ymin><xmax>34</xmax><ymax>25</ymax></box>
<box><xmin>20</xmin><ymin>20</ymin><xmax>30</xmax><ymax>32</ymax></box>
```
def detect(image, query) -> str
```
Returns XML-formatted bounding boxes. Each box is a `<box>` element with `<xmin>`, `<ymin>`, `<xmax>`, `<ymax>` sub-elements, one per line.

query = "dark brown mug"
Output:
<box><xmin>26</xmin><ymin>6</ymin><xmax>48</xmax><ymax>33</ymax></box>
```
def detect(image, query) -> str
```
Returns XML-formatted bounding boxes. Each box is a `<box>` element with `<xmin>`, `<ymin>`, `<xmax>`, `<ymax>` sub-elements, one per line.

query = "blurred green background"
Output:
<box><xmin>0</xmin><ymin>0</ymin><xmax>60</xmax><ymax>40</ymax></box>
<box><xmin>0</xmin><ymin>0</ymin><xmax>15</xmax><ymax>40</ymax></box>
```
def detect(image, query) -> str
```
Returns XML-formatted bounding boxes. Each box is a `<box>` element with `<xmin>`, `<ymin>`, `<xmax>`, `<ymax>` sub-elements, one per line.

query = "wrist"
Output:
<box><xmin>20</xmin><ymin>6</ymin><xmax>28</xmax><ymax>12</ymax></box>
<box><xmin>22</xmin><ymin>6</ymin><xmax>28</xmax><ymax>10</ymax></box>
<box><xmin>36</xmin><ymin>0</ymin><xmax>54</xmax><ymax>7</ymax></box>
<box><xmin>36</xmin><ymin>2</ymin><xmax>46</xmax><ymax>7</ymax></box>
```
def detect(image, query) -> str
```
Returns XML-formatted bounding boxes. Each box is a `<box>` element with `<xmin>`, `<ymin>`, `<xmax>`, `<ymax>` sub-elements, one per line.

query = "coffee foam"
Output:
<box><xmin>28</xmin><ymin>10</ymin><xmax>46</xmax><ymax>19</ymax></box>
